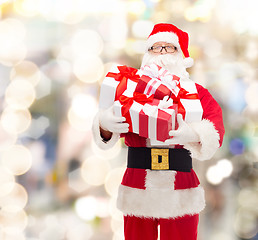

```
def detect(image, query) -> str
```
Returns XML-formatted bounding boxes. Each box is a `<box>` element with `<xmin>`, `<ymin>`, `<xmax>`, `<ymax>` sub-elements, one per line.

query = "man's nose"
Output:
<box><xmin>160</xmin><ymin>47</ymin><xmax>167</xmax><ymax>54</ymax></box>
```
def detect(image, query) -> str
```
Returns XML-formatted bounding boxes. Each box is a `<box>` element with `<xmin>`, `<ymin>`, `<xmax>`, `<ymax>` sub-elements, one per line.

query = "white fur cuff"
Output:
<box><xmin>117</xmin><ymin>185</ymin><xmax>205</xmax><ymax>219</ymax></box>
<box><xmin>184</xmin><ymin>119</ymin><xmax>220</xmax><ymax>161</ymax></box>
<box><xmin>92</xmin><ymin>112</ymin><xmax>120</xmax><ymax>150</ymax></box>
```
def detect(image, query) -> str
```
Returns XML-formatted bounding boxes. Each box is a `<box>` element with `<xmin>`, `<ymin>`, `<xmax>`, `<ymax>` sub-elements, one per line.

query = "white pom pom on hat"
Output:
<box><xmin>146</xmin><ymin>23</ymin><xmax>194</xmax><ymax>68</ymax></box>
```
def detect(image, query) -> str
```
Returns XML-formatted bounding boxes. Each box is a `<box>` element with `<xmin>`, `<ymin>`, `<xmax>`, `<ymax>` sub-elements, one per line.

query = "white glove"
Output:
<box><xmin>165</xmin><ymin>114</ymin><xmax>200</xmax><ymax>145</ymax></box>
<box><xmin>99</xmin><ymin>106</ymin><xmax>129</xmax><ymax>134</ymax></box>
<box><xmin>159</xmin><ymin>96</ymin><xmax>173</xmax><ymax>109</ymax></box>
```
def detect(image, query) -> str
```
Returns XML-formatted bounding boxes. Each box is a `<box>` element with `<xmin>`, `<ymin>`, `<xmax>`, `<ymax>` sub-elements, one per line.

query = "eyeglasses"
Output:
<box><xmin>148</xmin><ymin>45</ymin><xmax>177</xmax><ymax>53</ymax></box>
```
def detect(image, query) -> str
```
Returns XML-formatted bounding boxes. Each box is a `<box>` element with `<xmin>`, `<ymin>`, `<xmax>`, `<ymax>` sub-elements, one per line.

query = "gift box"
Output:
<box><xmin>136</xmin><ymin>63</ymin><xmax>181</xmax><ymax>100</ymax></box>
<box><xmin>171</xmin><ymin>81</ymin><xmax>203</xmax><ymax>123</ymax></box>
<box><xmin>113</xmin><ymin>92</ymin><xmax>154</xmax><ymax>134</ymax></box>
<box><xmin>139</xmin><ymin>99</ymin><xmax>178</xmax><ymax>142</ymax></box>
<box><xmin>99</xmin><ymin>65</ymin><xmax>140</xmax><ymax>109</ymax></box>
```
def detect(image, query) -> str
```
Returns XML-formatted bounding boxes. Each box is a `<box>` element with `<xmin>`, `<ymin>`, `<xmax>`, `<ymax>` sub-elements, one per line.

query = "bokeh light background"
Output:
<box><xmin>0</xmin><ymin>0</ymin><xmax>257</xmax><ymax>239</ymax></box>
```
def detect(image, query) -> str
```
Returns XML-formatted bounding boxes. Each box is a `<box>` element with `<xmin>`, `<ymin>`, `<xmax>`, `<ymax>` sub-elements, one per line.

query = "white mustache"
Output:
<box><xmin>141</xmin><ymin>52</ymin><xmax>189</xmax><ymax>79</ymax></box>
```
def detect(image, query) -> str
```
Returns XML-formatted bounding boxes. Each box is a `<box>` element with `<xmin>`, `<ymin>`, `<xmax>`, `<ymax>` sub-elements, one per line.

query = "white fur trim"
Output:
<box><xmin>184</xmin><ymin>119</ymin><xmax>220</xmax><ymax>161</ymax></box>
<box><xmin>146</xmin><ymin>32</ymin><xmax>181</xmax><ymax>51</ymax></box>
<box><xmin>145</xmin><ymin>170</ymin><xmax>176</xmax><ymax>190</ymax></box>
<box><xmin>92</xmin><ymin>112</ymin><xmax>120</xmax><ymax>150</ymax></box>
<box><xmin>117</xmin><ymin>184</ymin><xmax>205</xmax><ymax>219</ymax></box>
<box><xmin>183</xmin><ymin>57</ymin><xmax>194</xmax><ymax>68</ymax></box>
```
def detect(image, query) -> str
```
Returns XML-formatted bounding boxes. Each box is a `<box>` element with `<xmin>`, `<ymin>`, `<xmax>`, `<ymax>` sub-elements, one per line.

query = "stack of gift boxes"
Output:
<box><xmin>99</xmin><ymin>63</ymin><xmax>203</xmax><ymax>144</ymax></box>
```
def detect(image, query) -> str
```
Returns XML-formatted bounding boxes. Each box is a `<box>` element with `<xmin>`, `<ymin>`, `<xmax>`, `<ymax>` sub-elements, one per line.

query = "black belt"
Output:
<box><xmin>127</xmin><ymin>147</ymin><xmax>192</xmax><ymax>172</ymax></box>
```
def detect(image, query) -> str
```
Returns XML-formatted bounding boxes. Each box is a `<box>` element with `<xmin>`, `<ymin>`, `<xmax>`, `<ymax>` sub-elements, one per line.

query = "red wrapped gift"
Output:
<box><xmin>114</xmin><ymin>92</ymin><xmax>154</xmax><ymax>134</ymax></box>
<box><xmin>99</xmin><ymin>65</ymin><xmax>140</xmax><ymax>109</ymax></box>
<box><xmin>139</xmin><ymin>99</ymin><xmax>178</xmax><ymax>142</ymax></box>
<box><xmin>171</xmin><ymin>81</ymin><xmax>203</xmax><ymax>123</ymax></box>
<box><xmin>136</xmin><ymin>63</ymin><xmax>181</xmax><ymax>100</ymax></box>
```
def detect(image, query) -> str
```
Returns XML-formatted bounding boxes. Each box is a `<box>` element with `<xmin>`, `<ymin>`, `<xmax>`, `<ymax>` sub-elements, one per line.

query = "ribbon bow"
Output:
<box><xmin>119</xmin><ymin>92</ymin><xmax>154</xmax><ymax>132</ymax></box>
<box><xmin>142</xmin><ymin>97</ymin><xmax>173</xmax><ymax>116</ymax></box>
<box><xmin>171</xmin><ymin>88</ymin><xmax>199</xmax><ymax>118</ymax></box>
<box><xmin>107</xmin><ymin>65</ymin><xmax>140</xmax><ymax>99</ymax></box>
<box><xmin>140</xmin><ymin>63</ymin><xmax>180</xmax><ymax>94</ymax></box>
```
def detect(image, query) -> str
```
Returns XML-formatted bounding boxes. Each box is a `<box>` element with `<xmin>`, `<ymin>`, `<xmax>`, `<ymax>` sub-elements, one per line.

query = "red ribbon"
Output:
<box><xmin>119</xmin><ymin>92</ymin><xmax>154</xmax><ymax>132</ymax></box>
<box><xmin>171</xmin><ymin>88</ymin><xmax>199</xmax><ymax>118</ymax></box>
<box><xmin>106</xmin><ymin>65</ymin><xmax>140</xmax><ymax>100</ymax></box>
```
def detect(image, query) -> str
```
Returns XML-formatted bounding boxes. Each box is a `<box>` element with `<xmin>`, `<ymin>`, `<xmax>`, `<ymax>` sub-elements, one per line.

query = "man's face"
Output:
<box><xmin>142</xmin><ymin>41</ymin><xmax>189</xmax><ymax>78</ymax></box>
<box><xmin>148</xmin><ymin>41</ymin><xmax>178</xmax><ymax>56</ymax></box>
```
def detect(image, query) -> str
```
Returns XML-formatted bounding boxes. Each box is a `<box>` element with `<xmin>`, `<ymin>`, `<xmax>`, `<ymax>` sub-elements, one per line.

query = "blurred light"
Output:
<box><xmin>206</xmin><ymin>159</ymin><xmax>233</xmax><ymax>185</ymax></box>
<box><xmin>245</xmin><ymin>82</ymin><xmax>258</xmax><ymax>112</ymax></box>
<box><xmin>245</xmin><ymin>41</ymin><xmax>258</xmax><ymax>60</ymax></box>
<box><xmin>0</xmin><ymin>18</ymin><xmax>27</xmax><ymax>66</ymax></box>
<box><xmin>71</xmin><ymin>29</ymin><xmax>103</xmax><ymax>56</ymax></box>
<box><xmin>81</xmin><ymin>156</ymin><xmax>110</xmax><ymax>186</ymax></box>
<box><xmin>68</xmin><ymin>168</ymin><xmax>90</xmax><ymax>193</ymax></box>
<box><xmin>0</xmin><ymin>43</ymin><xmax>27</xmax><ymax>67</ymax></box>
<box><xmin>14</xmin><ymin>0</ymin><xmax>39</xmax><ymax>17</ymax></box>
<box><xmin>132</xmin><ymin>20</ymin><xmax>154</xmax><ymax>39</ymax></box>
<box><xmin>0</xmin><ymin>18</ymin><xmax>26</xmax><ymax>45</ymax></box>
<box><xmin>34</xmin><ymin>73</ymin><xmax>51</xmax><ymax>99</ymax></box>
<box><xmin>66</xmin><ymin>223</ymin><xmax>93</xmax><ymax>240</ymax></box>
<box><xmin>71</xmin><ymin>94</ymin><xmax>97</xmax><ymax>119</ymax></box>
<box><xmin>203</xmin><ymin>39</ymin><xmax>222</xmax><ymax>58</ymax></box>
<box><xmin>2</xmin><ymin>145</ymin><xmax>32</xmax><ymax>176</ymax></box>
<box><xmin>0</xmin><ymin>125</ymin><xmax>17</xmax><ymax>152</ymax></box>
<box><xmin>105</xmin><ymin>167</ymin><xmax>124</xmax><ymax>196</ymax></box>
<box><xmin>215</xmin><ymin>0</ymin><xmax>258</xmax><ymax>35</ymax></box>
<box><xmin>111</xmin><ymin>218</ymin><xmax>124</xmax><ymax>240</ymax></box>
<box><xmin>126</xmin><ymin>0</ymin><xmax>146</xmax><ymax>15</ymax></box>
<box><xmin>25</xmin><ymin>116</ymin><xmax>50</xmax><ymax>139</ymax></box>
<box><xmin>227</xmin><ymin>78</ymin><xmax>246</xmax><ymax>113</ymax></box>
<box><xmin>81</xmin><ymin>0</ymin><xmax>124</xmax><ymax>14</ymax></box>
<box><xmin>52</xmin><ymin>0</ymin><xmax>85</xmax><ymax>24</ymax></box>
<box><xmin>0</xmin><ymin>0</ymin><xmax>14</xmax><ymax>3</ymax></box>
<box><xmin>91</xmin><ymin>139</ymin><xmax>121</xmax><ymax>160</ymax></box>
<box><xmin>96</xmin><ymin>198</ymin><xmax>110</xmax><ymax>218</ymax></box>
<box><xmin>1</xmin><ymin>108</ymin><xmax>31</xmax><ymax>134</ymax></box>
<box><xmin>68</xmin><ymin>94</ymin><xmax>98</xmax><ymax>132</ymax></box>
<box><xmin>0</xmin><ymin>209</ymin><xmax>28</xmax><ymax>234</ymax></box>
<box><xmin>217</xmin><ymin>159</ymin><xmax>233</xmax><ymax>178</ymax></box>
<box><xmin>210</xmin><ymin>232</ymin><xmax>232</xmax><ymax>240</ymax></box>
<box><xmin>0</xmin><ymin>183</ymin><xmax>28</xmax><ymax>212</ymax></box>
<box><xmin>73</xmin><ymin>55</ymin><xmax>104</xmax><ymax>83</ymax></box>
<box><xmin>67</xmin><ymin>84</ymin><xmax>83</xmax><ymax>98</ymax></box>
<box><xmin>229</xmin><ymin>138</ymin><xmax>245</xmax><ymax>155</ymax></box>
<box><xmin>184</xmin><ymin>1</ymin><xmax>214</xmax><ymax>22</ymax></box>
<box><xmin>74</xmin><ymin>196</ymin><xmax>97</xmax><ymax>221</ymax></box>
<box><xmin>10</xmin><ymin>61</ymin><xmax>41</xmax><ymax>87</ymax></box>
<box><xmin>206</xmin><ymin>165</ymin><xmax>223</xmax><ymax>185</ymax></box>
<box><xmin>99</xmin><ymin>16</ymin><xmax>128</xmax><ymax>49</ymax></box>
<box><xmin>39</xmin><ymin>215</ymin><xmax>66</xmax><ymax>240</ymax></box>
<box><xmin>234</xmin><ymin>208</ymin><xmax>258</xmax><ymax>239</ymax></box>
<box><xmin>125</xmin><ymin>39</ymin><xmax>146</xmax><ymax>55</ymax></box>
<box><xmin>67</xmin><ymin>108</ymin><xmax>94</xmax><ymax>132</ymax></box>
<box><xmin>5</xmin><ymin>80</ymin><xmax>35</xmax><ymax>109</ymax></box>
<box><xmin>237</xmin><ymin>188</ymin><xmax>258</xmax><ymax>210</ymax></box>
<box><xmin>0</xmin><ymin>231</ymin><xmax>26</xmax><ymax>240</ymax></box>
<box><xmin>40</xmin><ymin>59</ymin><xmax>72</xmax><ymax>84</ymax></box>
<box><xmin>109</xmin><ymin>196</ymin><xmax>123</xmax><ymax>221</ymax></box>
<box><xmin>0</xmin><ymin>167</ymin><xmax>15</xmax><ymax>198</ymax></box>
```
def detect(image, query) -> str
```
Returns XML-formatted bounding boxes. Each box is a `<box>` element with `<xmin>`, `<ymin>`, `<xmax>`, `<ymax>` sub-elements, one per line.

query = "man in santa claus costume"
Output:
<box><xmin>92</xmin><ymin>23</ymin><xmax>225</xmax><ymax>240</ymax></box>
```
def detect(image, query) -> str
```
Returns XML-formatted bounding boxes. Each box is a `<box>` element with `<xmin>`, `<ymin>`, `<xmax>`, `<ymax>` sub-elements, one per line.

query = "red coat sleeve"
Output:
<box><xmin>196</xmin><ymin>83</ymin><xmax>225</xmax><ymax>147</ymax></box>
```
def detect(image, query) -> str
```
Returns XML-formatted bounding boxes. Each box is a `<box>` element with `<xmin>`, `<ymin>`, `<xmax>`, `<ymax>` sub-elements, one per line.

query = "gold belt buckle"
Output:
<box><xmin>151</xmin><ymin>148</ymin><xmax>169</xmax><ymax>170</ymax></box>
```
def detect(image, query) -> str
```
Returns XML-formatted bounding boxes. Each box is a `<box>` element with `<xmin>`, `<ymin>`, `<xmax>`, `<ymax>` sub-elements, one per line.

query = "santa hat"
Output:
<box><xmin>146</xmin><ymin>23</ymin><xmax>194</xmax><ymax>68</ymax></box>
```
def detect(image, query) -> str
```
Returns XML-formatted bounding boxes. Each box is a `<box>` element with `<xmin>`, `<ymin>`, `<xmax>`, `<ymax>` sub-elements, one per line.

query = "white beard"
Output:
<box><xmin>141</xmin><ymin>52</ymin><xmax>189</xmax><ymax>79</ymax></box>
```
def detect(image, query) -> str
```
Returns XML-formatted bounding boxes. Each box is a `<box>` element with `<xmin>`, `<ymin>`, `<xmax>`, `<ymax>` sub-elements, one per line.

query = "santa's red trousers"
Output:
<box><xmin>124</xmin><ymin>214</ymin><xmax>199</xmax><ymax>240</ymax></box>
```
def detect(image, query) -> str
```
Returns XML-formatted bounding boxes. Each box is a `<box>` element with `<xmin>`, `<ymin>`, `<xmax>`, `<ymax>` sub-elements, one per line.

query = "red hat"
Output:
<box><xmin>146</xmin><ymin>23</ymin><xmax>194</xmax><ymax>68</ymax></box>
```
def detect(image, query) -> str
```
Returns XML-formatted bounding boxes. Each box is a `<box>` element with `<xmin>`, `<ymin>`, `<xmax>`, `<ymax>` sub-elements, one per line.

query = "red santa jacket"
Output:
<box><xmin>93</xmin><ymin>83</ymin><xmax>225</xmax><ymax>219</ymax></box>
